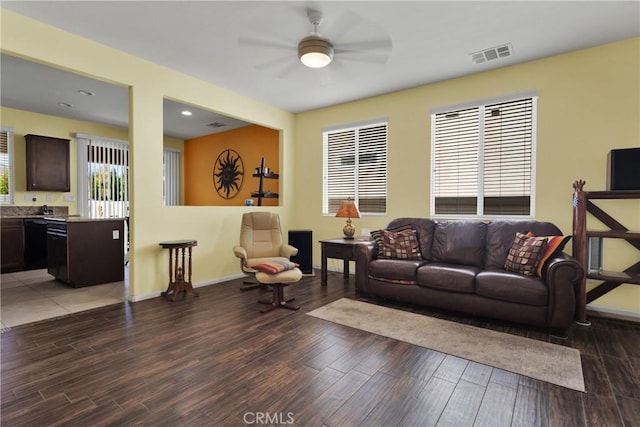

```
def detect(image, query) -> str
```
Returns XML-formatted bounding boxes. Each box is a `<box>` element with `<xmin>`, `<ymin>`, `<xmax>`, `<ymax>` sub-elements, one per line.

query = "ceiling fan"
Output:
<box><xmin>238</xmin><ymin>7</ymin><xmax>393</xmax><ymax>80</ymax></box>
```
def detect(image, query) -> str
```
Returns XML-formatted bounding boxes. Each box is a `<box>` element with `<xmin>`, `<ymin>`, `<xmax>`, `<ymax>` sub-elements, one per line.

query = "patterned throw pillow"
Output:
<box><xmin>370</xmin><ymin>227</ymin><xmax>422</xmax><ymax>260</ymax></box>
<box><xmin>504</xmin><ymin>232</ymin><xmax>548</xmax><ymax>276</ymax></box>
<box><xmin>251</xmin><ymin>260</ymin><xmax>298</xmax><ymax>274</ymax></box>
<box><xmin>526</xmin><ymin>232</ymin><xmax>572</xmax><ymax>277</ymax></box>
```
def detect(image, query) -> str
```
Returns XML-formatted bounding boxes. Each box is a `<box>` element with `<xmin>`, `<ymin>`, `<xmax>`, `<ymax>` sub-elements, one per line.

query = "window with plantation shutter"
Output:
<box><xmin>0</xmin><ymin>128</ymin><xmax>13</xmax><ymax>205</ymax></box>
<box><xmin>324</xmin><ymin>121</ymin><xmax>387</xmax><ymax>215</ymax></box>
<box><xmin>431</xmin><ymin>95</ymin><xmax>536</xmax><ymax>217</ymax></box>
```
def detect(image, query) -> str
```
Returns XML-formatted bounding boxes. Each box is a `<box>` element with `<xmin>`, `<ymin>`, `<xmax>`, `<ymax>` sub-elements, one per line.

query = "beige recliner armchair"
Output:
<box><xmin>233</xmin><ymin>212</ymin><xmax>298</xmax><ymax>291</ymax></box>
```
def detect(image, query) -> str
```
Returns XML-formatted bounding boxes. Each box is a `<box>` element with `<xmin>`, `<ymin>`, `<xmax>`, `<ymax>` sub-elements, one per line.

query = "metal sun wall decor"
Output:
<box><xmin>213</xmin><ymin>149</ymin><xmax>244</xmax><ymax>199</ymax></box>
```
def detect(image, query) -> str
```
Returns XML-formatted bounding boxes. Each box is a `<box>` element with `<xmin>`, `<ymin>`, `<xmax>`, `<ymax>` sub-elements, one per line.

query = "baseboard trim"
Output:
<box><xmin>128</xmin><ymin>273</ymin><xmax>246</xmax><ymax>302</ymax></box>
<box><xmin>313</xmin><ymin>264</ymin><xmax>355</xmax><ymax>275</ymax></box>
<box><xmin>587</xmin><ymin>305</ymin><xmax>640</xmax><ymax>323</ymax></box>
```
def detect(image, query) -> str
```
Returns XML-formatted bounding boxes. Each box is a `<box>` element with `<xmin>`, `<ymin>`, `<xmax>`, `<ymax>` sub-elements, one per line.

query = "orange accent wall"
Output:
<box><xmin>184</xmin><ymin>125</ymin><xmax>280</xmax><ymax>206</ymax></box>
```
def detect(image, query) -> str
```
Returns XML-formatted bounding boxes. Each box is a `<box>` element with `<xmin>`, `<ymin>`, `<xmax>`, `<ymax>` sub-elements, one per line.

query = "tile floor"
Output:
<box><xmin>1</xmin><ymin>268</ymin><xmax>128</xmax><ymax>329</ymax></box>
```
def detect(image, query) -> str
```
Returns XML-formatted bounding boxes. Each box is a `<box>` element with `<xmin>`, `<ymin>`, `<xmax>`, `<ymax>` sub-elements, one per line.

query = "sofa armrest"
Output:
<box><xmin>354</xmin><ymin>242</ymin><xmax>378</xmax><ymax>295</ymax></box>
<box><xmin>542</xmin><ymin>252</ymin><xmax>584</xmax><ymax>328</ymax></box>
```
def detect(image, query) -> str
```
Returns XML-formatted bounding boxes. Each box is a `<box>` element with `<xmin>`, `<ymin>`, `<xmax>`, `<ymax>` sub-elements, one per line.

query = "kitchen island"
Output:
<box><xmin>46</xmin><ymin>217</ymin><xmax>125</xmax><ymax>287</ymax></box>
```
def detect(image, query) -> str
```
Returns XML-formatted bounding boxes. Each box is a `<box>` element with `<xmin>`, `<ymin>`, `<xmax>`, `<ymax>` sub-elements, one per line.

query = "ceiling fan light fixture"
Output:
<box><xmin>298</xmin><ymin>35</ymin><xmax>334</xmax><ymax>68</ymax></box>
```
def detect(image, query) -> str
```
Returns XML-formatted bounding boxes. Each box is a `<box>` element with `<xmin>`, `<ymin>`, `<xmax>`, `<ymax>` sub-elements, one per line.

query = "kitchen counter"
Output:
<box><xmin>45</xmin><ymin>216</ymin><xmax>124</xmax><ymax>223</ymax></box>
<box><xmin>46</xmin><ymin>217</ymin><xmax>125</xmax><ymax>287</ymax></box>
<box><xmin>0</xmin><ymin>205</ymin><xmax>69</xmax><ymax>218</ymax></box>
<box><xmin>1</xmin><ymin>215</ymin><xmax>124</xmax><ymax>221</ymax></box>
<box><xmin>1</xmin><ymin>207</ymin><xmax>125</xmax><ymax>276</ymax></box>
<box><xmin>1</xmin><ymin>215</ymin><xmax>69</xmax><ymax>219</ymax></box>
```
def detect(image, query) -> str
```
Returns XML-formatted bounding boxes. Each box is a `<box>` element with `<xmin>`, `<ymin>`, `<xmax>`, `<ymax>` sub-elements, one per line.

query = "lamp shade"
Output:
<box><xmin>335</xmin><ymin>198</ymin><xmax>360</xmax><ymax>219</ymax></box>
<box><xmin>336</xmin><ymin>198</ymin><xmax>360</xmax><ymax>239</ymax></box>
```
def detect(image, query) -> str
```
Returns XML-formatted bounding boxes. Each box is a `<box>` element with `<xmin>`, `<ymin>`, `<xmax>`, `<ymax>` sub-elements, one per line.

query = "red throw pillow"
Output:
<box><xmin>526</xmin><ymin>232</ymin><xmax>572</xmax><ymax>277</ymax></box>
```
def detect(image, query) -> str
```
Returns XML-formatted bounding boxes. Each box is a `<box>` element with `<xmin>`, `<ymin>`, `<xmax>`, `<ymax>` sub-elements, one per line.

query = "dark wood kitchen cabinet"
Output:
<box><xmin>47</xmin><ymin>218</ymin><xmax>125</xmax><ymax>287</ymax></box>
<box><xmin>1</xmin><ymin>218</ymin><xmax>25</xmax><ymax>272</ymax></box>
<box><xmin>25</xmin><ymin>134</ymin><xmax>70</xmax><ymax>191</ymax></box>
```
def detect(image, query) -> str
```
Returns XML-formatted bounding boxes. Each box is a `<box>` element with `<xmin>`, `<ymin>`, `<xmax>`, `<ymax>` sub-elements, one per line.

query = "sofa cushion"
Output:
<box><xmin>485</xmin><ymin>220</ymin><xmax>563</xmax><ymax>270</ymax></box>
<box><xmin>416</xmin><ymin>263</ymin><xmax>481</xmax><ymax>293</ymax></box>
<box><xmin>371</xmin><ymin>227</ymin><xmax>422</xmax><ymax>260</ymax></box>
<box><xmin>386</xmin><ymin>218</ymin><xmax>436</xmax><ymax>260</ymax></box>
<box><xmin>476</xmin><ymin>270</ymin><xmax>548</xmax><ymax>306</ymax></box>
<box><xmin>504</xmin><ymin>232</ymin><xmax>548</xmax><ymax>276</ymax></box>
<box><xmin>369</xmin><ymin>259</ymin><xmax>425</xmax><ymax>284</ymax></box>
<box><xmin>431</xmin><ymin>221</ymin><xmax>487</xmax><ymax>267</ymax></box>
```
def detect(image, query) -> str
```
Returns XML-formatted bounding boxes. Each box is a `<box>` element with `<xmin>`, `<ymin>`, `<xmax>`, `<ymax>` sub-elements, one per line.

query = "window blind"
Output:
<box><xmin>163</xmin><ymin>148</ymin><xmax>181</xmax><ymax>206</ymax></box>
<box><xmin>87</xmin><ymin>138</ymin><xmax>129</xmax><ymax>218</ymax></box>
<box><xmin>324</xmin><ymin>122</ymin><xmax>387</xmax><ymax>215</ymax></box>
<box><xmin>0</xmin><ymin>130</ymin><xmax>11</xmax><ymax>204</ymax></box>
<box><xmin>432</xmin><ymin>96</ymin><xmax>535</xmax><ymax>217</ymax></box>
<box><xmin>432</xmin><ymin>107</ymin><xmax>479</xmax><ymax>215</ymax></box>
<box><xmin>483</xmin><ymin>98</ymin><xmax>533</xmax><ymax>215</ymax></box>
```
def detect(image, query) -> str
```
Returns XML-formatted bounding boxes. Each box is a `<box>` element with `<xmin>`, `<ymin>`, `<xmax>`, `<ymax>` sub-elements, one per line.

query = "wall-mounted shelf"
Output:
<box><xmin>252</xmin><ymin>157</ymin><xmax>279</xmax><ymax>206</ymax></box>
<box><xmin>571</xmin><ymin>180</ymin><xmax>640</xmax><ymax>325</ymax></box>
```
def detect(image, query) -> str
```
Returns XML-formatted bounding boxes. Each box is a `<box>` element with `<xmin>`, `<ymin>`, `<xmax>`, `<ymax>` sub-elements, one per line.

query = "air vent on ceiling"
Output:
<box><xmin>470</xmin><ymin>43</ymin><xmax>513</xmax><ymax>64</ymax></box>
<box><xmin>207</xmin><ymin>122</ymin><xmax>226</xmax><ymax>128</ymax></box>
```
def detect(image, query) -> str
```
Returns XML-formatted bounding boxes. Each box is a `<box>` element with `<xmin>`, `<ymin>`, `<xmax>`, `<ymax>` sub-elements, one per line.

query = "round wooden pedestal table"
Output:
<box><xmin>158</xmin><ymin>240</ymin><xmax>198</xmax><ymax>301</ymax></box>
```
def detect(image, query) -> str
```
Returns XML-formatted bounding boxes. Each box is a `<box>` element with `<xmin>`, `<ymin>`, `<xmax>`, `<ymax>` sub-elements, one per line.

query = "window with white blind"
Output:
<box><xmin>323</xmin><ymin>120</ymin><xmax>387</xmax><ymax>215</ymax></box>
<box><xmin>431</xmin><ymin>95</ymin><xmax>536</xmax><ymax>217</ymax></box>
<box><xmin>0</xmin><ymin>128</ymin><xmax>14</xmax><ymax>205</ymax></box>
<box><xmin>76</xmin><ymin>134</ymin><xmax>129</xmax><ymax>219</ymax></box>
<box><xmin>163</xmin><ymin>148</ymin><xmax>181</xmax><ymax>206</ymax></box>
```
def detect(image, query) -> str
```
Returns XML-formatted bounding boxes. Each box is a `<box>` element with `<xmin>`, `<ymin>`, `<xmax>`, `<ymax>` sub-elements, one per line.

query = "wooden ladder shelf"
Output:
<box><xmin>571</xmin><ymin>180</ymin><xmax>640</xmax><ymax>325</ymax></box>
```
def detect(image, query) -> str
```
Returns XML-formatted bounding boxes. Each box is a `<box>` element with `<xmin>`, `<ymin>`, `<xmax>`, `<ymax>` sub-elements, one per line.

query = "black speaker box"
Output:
<box><xmin>289</xmin><ymin>230</ymin><xmax>313</xmax><ymax>275</ymax></box>
<box><xmin>607</xmin><ymin>148</ymin><xmax>640</xmax><ymax>191</ymax></box>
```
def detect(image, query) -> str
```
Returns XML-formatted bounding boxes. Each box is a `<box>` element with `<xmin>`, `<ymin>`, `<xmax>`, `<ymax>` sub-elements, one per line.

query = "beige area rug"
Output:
<box><xmin>307</xmin><ymin>298</ymin><xmax>585</xmax><ymax>392</ymax></box>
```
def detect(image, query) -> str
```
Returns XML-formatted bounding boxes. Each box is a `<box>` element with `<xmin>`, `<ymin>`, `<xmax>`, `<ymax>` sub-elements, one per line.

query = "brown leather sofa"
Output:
<box><xmin>354</xmin><ymin>218</ymin><xmax>584</xmax><ymax>333</ymax></box>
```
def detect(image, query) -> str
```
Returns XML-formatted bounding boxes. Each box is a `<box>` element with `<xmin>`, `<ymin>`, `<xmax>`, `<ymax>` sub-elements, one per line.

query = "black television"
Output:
<box><xmin>607</xmin><ymin>148</ymin><xmax>640</xmax><ymax>191</ymax></box>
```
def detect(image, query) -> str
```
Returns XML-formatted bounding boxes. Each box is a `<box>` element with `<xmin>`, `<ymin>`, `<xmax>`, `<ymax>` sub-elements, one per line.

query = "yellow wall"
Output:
<box><xmin>184</xmin><ymin>125</ymin><xmax>279</xmax><ymax>206</ymax></box>
<box><xmin>1</xmin><ymin>9</ymin><xmax>296</xmax><ymax>300</ymax></box>
<box><xmin>294</xmin><ymin>38</ymin><xmax>640</xmax><ymax>315</ymax></box>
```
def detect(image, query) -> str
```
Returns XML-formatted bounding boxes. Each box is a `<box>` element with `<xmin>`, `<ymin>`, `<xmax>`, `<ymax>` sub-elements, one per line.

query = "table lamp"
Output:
<box><xmin>335</xmin><ymin>198</ymin><xmax>361</xmax><ymax>239</ymax></box>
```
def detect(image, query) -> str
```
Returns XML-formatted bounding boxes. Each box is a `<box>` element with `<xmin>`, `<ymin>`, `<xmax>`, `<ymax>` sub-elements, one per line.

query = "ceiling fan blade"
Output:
<box><xmin>336</xmin><ymin>38</ymin><xmax>393</xmax><ymax>53</ymax></box>
<box><xmin>334</xmin><ymin>49</ymin><xmax>390</xmax><ymax>64</ymax></box>
<box><xmin>323</xmin><ymin>9</ymin><xmax>364</xmax><ymax>41</ymax></box>
<box><xmin>275</xmin><ymin>59</ymin><xmax>302</xmax><ymax>79</ymax></box>
<box><xmin>319</xmin><ymin>59</ymin><xmax>353</xmax><ymax>84</ymax></box>
<box><xmin>253</xmin><ymin>55</ymin><xmax>301</xmax><ymax>80</ymax></box>
<box><xmin>238</xmin><ymin>35</ymin><xmax>294</xmax><ymax>52</ymax></box>
<box><xmin>254</xmin><ymin>54</ymin><xmax>296</xmax><ymax>71</ymax></box>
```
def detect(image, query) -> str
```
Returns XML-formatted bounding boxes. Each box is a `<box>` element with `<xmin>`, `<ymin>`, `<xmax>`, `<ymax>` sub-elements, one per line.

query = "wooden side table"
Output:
<box><xmin>159</xmin><ymin>240</ymin><xmax>198</xmax><ymax>301</ymax></box>
<box><xmin>319</xmin><ymin>238</ymin><xmax>373</xmax><ymax>286</ymax></box>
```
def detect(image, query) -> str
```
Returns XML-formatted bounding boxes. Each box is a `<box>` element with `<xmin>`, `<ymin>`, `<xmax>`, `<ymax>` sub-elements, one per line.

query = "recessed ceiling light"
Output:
<box><xmin>77</xmin><ymin>89</ymin><xmax>95</xmax><ymax>96</ymax></box>
<box><xmin>57</xmin><ymin>102</ymin><xmax>73</xmax><ymax>108</ymax></box>
<box><xmin>181</xmin><ymin>110</ymin><xmax>193</xmax><ymax>116</ymax></box>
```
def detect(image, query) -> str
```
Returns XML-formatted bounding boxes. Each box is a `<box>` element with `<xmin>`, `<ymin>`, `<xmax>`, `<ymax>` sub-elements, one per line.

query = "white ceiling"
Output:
<box><xmin>1</xmin><ymin>1</ymin><xmax>639</xmax><ymax>138</ymax></box>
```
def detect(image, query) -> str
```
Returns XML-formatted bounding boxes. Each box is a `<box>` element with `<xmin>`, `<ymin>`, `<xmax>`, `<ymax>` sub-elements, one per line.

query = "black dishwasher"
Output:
<box><xmin>23</xmin><ymin>218</ymin><xmax>48</xmax><ymax>269</ymax></box>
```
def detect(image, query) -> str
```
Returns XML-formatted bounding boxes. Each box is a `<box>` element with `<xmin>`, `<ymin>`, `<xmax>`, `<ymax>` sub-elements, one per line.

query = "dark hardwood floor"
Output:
<box><xmin>1</xmin><ymin>271</ymin><xmax>639</xmax><ymax>426</ymax></box>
